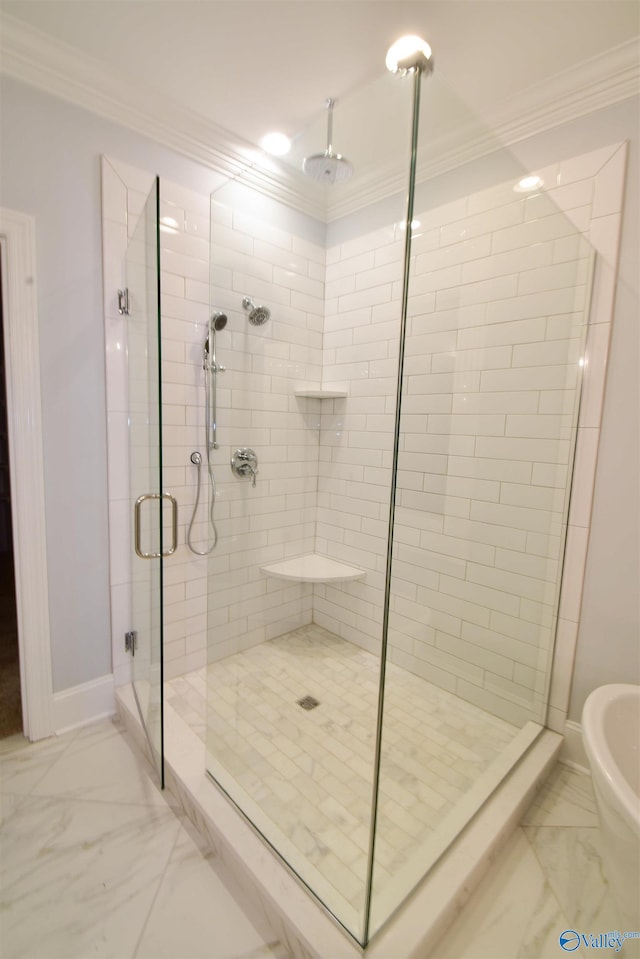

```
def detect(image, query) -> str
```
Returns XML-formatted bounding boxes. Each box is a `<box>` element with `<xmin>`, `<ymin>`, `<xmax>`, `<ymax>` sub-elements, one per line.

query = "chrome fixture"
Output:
<box><xmin>297</xmin><ymin>695</ymin><xmax>320</xmax><ymax>711</ymax></box>
<box><xmin>204</xmin><ymin>311</ymin><xmax>228</xmax><ymax>371</ymax></box>
<box><xmin>231</xmin><ymin>448</ymin><xmax>259</xmax><ymax>488</ymax></box>
<box><xmin>186</xmin><ymin>312</ymin><xmax>227</xmax><ymax>555</ymax></box>
<box><xmin>134</xmin><ymin>493</ymin><xmax>178</xmax><ymax>559</ymax></box>
<box><xmin>204</xmin><ymin>312</ymin><xmax>227</xmax><ymax>449</ymax></box>
<box><xmin>186</xmin><ymin>450</ymin><xmax>219</xmax><ymax>554</ymax></box>
<box><xmin>242</xmin><ymin>296</ymin><xmax>271</xmax><ymax>326</ymax></box>
<box><xmin>302</xmin><ymin>98</ymin><xmax>353</xmax><ymax>184</ymax></box>
<box><xmin>117</xmin><ymin>288</ymin><xmax>130</xmax><ymax>315</ymax></box>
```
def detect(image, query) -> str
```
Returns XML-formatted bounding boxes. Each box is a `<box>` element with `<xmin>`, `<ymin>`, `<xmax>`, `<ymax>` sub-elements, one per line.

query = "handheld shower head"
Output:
<box><xmin>203</xmin><ymin>311</ymin><xmax>228</xmax><ymax>369</ymax></box>
<box><xmin>211</xmin><ymin>311</ymin><xmax>228</xmax><ymax>331</ymax></box>
<box><xmin>242</xmin><ymin>296</ymin><xmax>270</xmax><ymax>326</ymax></box>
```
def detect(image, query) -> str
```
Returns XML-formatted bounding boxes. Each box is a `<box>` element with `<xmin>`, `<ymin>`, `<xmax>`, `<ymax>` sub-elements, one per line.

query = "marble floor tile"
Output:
<box><xmin>27</xmin><ymin>718</ymin><xmax>168</xmax><ymax>808</ymax></box>
<box><xmin>429</xmin><ymin>760</ymin><xmax>638</xmax><ymax>959</ymax></box>
<box><xmin>1</xmin><ymin>709</ymin><xmax>622</xmax><ymax>959</ymax></box>
<box><xmin>0</xmin><ymin>730</ymin><xmax>74</xmax><ymax>796</ymax></box>
<box><xmin>429</xmin><ymin>828</ymin><xmax>585</xmax><ymax>959</ymax></box>
<box><xmin>523</xmin><ymin>824</ymin><xmax>624</xmax><ymax>937</ymax></box>
<box><xmin>168</xmin><ymin>623</ymin><xmax>523</xmax><ymax>930</ymax></box>
<box><xmin>135</xmin><ymin>818</ymin><xmax>287</xmax><ymax>959</ymax></box>
<box><xmin>0</xmin><ymin>719</ymin><xmax>290</xmax><ymax>959</ymax></box>
<box><xmin>522</xmin><ymin>763</ymin><xmax>599</xmax><ymax>828</ymax></box>
<box><xmin>0</xmin><ymin>793</ymin><xmax>181</xmax><ymax>958</ymax></box>
<box><xmin>0</xmin><ymin>789</ymin><xmax>25</xmax><ymax>826</ymax></box>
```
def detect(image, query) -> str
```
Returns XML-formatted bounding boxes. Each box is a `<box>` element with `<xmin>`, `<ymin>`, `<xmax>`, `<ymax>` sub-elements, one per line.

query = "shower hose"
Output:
<box><xmin>186</xmin><ymin>451</ymin><xmax>219</xmax><ymax>555</ymax></box>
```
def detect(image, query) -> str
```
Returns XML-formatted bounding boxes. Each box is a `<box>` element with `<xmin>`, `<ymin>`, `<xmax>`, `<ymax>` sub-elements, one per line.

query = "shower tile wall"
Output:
<box><xmin>103</xmin><ymin>158</ymin><xmax>326</xmax><ymax>682</ymax></box>
<box><xmin>316</xmin><ymin>146</ymin><xmax>625</xmax><ymax>727</ymax></box>
<box><xmin>206</xmin><ymin>196</ymin><xmax>325</xmax><ymax>664</ymax></box>
<box><xmin>103</xmin><ymin>142</ymin><xmax>625</xmax><ymax>730</ymax></box>
<box><xmin>161</xmin><ymin>192</ymin><xmax>327</xmax><ymax>675</ymax></box>
<box><xmin>314</xmin><ymin>224</ymin><xmax>404</xmax><ymax>653</ymax></box>
<box><xmin>154</xmin><ymin>182</ymin><xmax>212</xmax><ymax>679</ymax></box>
<box><xmin>316</xmin><ymin>216</ymin><xmax>587</xmax><ymax>725</ymax></box>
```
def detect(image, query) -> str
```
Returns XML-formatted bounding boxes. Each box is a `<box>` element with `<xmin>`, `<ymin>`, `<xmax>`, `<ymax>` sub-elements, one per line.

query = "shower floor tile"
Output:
<box><xmin>166</xmin><ymin>623</ymin><xmax>521</xmax><ymax>932</ymax></box>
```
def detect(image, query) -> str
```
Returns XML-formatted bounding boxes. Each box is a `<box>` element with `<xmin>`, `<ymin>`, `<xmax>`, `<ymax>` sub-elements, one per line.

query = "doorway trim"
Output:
<box><xmin>0</xmin><ymin>207</ymin><xmax>54</xmax><ymax>740</ymax></box>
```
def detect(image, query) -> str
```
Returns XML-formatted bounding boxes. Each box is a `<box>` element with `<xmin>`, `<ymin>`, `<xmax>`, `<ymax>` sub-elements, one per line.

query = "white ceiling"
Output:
<box><xmin>1</xmin><ymin>1</ymin><xmax>638</xmax><ymax>217</ymax></box>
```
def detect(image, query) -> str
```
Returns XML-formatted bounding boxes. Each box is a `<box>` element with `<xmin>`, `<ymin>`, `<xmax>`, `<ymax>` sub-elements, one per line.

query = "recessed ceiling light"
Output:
<box><xmin>514</xmin><ymin>175</ymin><xmax>543</xmax><ymax>193</ymax></box>
<box><xmin>260</xmin><ymin>132</ymin><xmax>292</xmax><ymax>156</ymax></box>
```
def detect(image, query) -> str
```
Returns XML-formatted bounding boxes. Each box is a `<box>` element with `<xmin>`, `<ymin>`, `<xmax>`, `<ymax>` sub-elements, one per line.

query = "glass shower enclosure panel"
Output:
<box><xmin>368</xmin><ymin>69</ymin><xmax>594</xmax><ymax>934</ymax></box>
<box><xmin>203</xmin><ymin>51</ymin><xmax>596</xmax><ymax>946</ymax></box>
<box><xmin>126</xmin><ymin>177</ymin><xmax>166</xmax><ymax>787</ymax></box>
<box><xmin>204</xmin><ymin>70</ymin><xmax>413</xmax><ymax>944</ymax></box>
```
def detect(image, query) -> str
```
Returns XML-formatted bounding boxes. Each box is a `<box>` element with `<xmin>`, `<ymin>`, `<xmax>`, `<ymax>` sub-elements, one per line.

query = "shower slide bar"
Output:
<box><xmin>206</xmin><ymin>312</ymin><xmax>227</xmax><ymax>451</ymax></box>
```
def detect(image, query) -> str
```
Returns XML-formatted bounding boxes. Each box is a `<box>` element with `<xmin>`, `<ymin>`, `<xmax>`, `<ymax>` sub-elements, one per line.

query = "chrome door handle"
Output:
<box><xmin>134</xmin><ymin>493</ymin><xmax>178</xmax><ymax>558</ymax></box>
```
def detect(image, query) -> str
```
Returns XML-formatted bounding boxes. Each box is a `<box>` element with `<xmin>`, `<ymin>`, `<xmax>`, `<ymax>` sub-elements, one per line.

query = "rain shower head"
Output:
<box><xmin>303</xmin><ymin>98</ymin><xmax>353</xmax><ymax>184</ymax></box>
<box><xmin>303</xmin><ymin>153</ymin><xmax>353</xmax><ymax>184</ymax></box>
<box><xmin>242</xmin><ymin>296</ymin><xmax>270</xmax><ymax>326</ymax></box>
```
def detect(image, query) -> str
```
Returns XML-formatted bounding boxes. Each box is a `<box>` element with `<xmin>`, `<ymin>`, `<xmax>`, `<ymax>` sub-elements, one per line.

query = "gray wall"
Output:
<box><xmin>0</xmin><ymin>78</ymin><xmax>222</xmax><ymax>691</ymax></box>
<box><xmin>0</xmin><ymin>77</ymin><xmax>637</xmax><ymax>712</ymax></box>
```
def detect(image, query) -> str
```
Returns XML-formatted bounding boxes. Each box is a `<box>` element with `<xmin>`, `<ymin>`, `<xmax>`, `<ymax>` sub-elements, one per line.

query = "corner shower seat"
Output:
<box><xmin>293</xmin><ymin>388</ymin><xmax>348</xmax><ymax>398</ymax></box>
<box><xmin>260</xmin><ymin>553</ymin><xmax>365</xmax><ymax>583</ymax></box>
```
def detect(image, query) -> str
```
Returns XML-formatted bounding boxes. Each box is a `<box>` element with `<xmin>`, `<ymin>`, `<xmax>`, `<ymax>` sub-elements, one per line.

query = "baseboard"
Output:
<box><xmin>53</xmin><ymin>674</ymin><xmax>116</xmax><ymax>735</ymax></box>
<box><xmin>558</xmin><ymin>718</ymin><xmax>590</xmax><ymax>772</ymax></box>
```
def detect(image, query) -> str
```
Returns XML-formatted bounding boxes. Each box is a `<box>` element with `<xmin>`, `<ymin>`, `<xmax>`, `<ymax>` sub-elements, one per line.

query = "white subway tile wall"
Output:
<box><xmin>103</xmin><ymin>141</ymin><xmax>625</xmax><ymax>730</ymax></box>
<box><xmin>203</xmin><ymin>197</ymin><xmax>325</xmax><ymax>668</ymax></box>
<box><xmin>317</xmin><ymin>187</ymin><xmax>590</xmax><ymax>725</ymax></box>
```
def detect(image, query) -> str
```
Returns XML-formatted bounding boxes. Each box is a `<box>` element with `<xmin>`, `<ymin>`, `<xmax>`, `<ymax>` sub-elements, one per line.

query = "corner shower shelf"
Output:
<box><xmin>260</xmin><ymin>553</ymin><xmax>365</xmax><ymax>583</ymax></box>
<box><xmin>294</xmin><ymin>388</ymin><xmax>348</xmax><ymax>399</ymax></box>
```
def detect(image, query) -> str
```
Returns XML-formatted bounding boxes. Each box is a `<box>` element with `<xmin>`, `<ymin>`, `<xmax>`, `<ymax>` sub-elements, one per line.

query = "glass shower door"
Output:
<box><xmin>126</xmin><ymin>177</ymin><xmax>168</xmax><ymax>786</ymax></box>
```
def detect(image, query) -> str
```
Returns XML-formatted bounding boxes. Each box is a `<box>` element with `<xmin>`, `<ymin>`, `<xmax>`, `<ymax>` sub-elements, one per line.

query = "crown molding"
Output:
<box><xmin>0</xmin><ymin>14</ymin><xmax>328</xmax><ymax>219</ymax></box>
<box><xmin>325</xmin><ymin>38</ymin><xmax>640</xmax><ymax>221</ymax></box>
<box><xmin>1</xmin><ymin>14</ymin><xmax>637</xmax><ymax>223</ymax></box>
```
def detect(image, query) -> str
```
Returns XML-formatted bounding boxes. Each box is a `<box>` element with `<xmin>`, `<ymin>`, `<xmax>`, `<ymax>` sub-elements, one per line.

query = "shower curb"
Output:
<box><xmin>116</xmin><ymin>685</ymin><xmax>561</xmax><ymax>957</ymax></box>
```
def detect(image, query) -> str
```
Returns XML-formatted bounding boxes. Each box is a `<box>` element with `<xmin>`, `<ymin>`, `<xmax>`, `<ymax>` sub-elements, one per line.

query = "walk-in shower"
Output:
<box><xmin>112</xmin><ymin>27</ymin><xmax>612</xmax><ymax>955</ymax></box>
<box><xmin>195</xmin><ymin>35</ymin><xmax>593</xmax><ymax>946</ymax></box>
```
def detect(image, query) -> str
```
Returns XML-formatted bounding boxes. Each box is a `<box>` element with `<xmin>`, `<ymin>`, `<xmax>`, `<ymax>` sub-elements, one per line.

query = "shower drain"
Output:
<box><xmin>297</xmin><ymin>695</ymin><xmax>320</xmax><ymax>711</ymax></box>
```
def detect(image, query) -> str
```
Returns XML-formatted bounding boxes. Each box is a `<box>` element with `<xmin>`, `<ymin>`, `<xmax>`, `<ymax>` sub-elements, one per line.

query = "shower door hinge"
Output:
<box><xmin>124</xmin><ymin>630</ymin><xmax>138</xmax><ymax>655</ymax></box>
<box><xmin>117</xmin><ymin>288</ymin><xmax>131</xmax><ymax>316</ymax></box>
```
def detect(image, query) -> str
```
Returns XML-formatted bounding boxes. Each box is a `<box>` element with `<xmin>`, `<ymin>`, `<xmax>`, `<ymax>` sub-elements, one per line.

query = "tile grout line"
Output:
<box><xmin>130</xmin><ymin>801</ymin><xmax>186</xmax><ymax>959</ymax></box>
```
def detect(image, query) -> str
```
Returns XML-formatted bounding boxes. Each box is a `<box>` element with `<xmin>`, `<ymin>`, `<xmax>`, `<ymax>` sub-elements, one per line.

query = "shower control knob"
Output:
<box><xmin>231</xmin><ymin>448</ymin><xmax>259</xmax><ymax>488</ymax></box>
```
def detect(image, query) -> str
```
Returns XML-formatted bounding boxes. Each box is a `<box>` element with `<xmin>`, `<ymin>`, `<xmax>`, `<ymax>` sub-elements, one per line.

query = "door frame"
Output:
<box><xmin>0</xmin><ymin>208</ymin><xmax>54</xmax><ymax>741</ymax></box>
